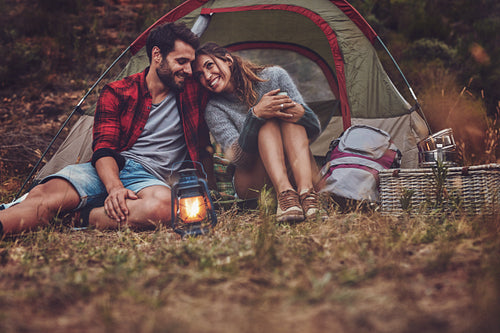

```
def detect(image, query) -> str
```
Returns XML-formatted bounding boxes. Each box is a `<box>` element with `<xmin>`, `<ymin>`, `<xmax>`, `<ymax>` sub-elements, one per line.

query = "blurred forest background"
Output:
<box><xmin>0</xmin><ymin>0</ymin><xmax>499</xmax><ymax>195</ymax></box>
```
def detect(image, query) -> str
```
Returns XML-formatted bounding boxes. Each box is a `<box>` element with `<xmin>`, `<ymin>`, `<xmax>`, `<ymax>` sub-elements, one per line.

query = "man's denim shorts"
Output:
<box><xmin>43</xmin><ymin>159</ymin><xmax>169</xmax><ymax>210</ymax></box>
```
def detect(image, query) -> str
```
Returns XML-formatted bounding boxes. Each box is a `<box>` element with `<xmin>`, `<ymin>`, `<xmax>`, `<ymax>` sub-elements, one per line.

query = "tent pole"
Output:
<box><xmin>14</xmin><ymin>46</ymin><xmax>132</xmax><ymax>201</ymax></box>
<box><xmin>376</xmin><ymin>36</ymin><xmax>432</xmax><ymax>134</ymax></box>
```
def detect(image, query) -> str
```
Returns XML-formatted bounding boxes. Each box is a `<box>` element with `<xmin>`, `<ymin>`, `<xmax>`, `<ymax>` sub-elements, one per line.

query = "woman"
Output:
<box><xmin>193</xmin><ymin>42</ymin><xmax>325</xmax><ymax>222</ymax></box>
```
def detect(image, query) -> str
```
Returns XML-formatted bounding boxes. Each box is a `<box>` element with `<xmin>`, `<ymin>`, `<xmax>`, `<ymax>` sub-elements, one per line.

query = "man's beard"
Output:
<box><xmin>157</xmin><ymin>61</ymin><xmax>186</xmax><ymax>93</ymax></box>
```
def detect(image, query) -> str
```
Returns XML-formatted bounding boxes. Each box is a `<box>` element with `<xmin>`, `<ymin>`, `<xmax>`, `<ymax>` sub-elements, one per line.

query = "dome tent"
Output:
<box><xmin>30</xmin><ymin>0</ymin><xmax>429</xmax><ymax>192</ymax></box>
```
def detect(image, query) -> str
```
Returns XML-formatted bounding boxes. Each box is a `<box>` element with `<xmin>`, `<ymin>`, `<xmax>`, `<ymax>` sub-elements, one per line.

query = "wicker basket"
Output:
<box><xmin>379</xmin><ymin>164</ymin><xmax>500</xmax><ymax>216</ymax></box>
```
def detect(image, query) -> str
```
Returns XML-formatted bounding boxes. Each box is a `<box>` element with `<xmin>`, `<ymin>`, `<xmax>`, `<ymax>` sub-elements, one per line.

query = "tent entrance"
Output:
<box><xmin>197</xmin><ymin>7</ymin><xmax>351</xmax><ymax>129</ymax></box>
<box><xmin>230</xmin><ymin>46</ymin><xmax>340</xmax><ymax>131</ymax></box>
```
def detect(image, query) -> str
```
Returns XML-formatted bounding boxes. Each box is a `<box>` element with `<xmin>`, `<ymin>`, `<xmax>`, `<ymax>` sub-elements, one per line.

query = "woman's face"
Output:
<box><xmin>193</xmin><ymin>54</ymin><xmax>234</xmax><ymax>94</ymax></box>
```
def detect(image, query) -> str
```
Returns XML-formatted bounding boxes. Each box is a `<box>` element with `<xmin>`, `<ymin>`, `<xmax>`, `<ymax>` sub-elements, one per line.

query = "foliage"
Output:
<box><xmin>403</xmin><ymin>38</ymin><xmax>456</xmax><ymax>65</ymax></box>
<box><xmin>0</xmin><ymin>0</ymin><xmax>184</xmax><ymax>94</ymax></box>
<box><xmin>350</xmin><ymin>0</ymin><xmax>500</xmax><ymax>117</ymax></box>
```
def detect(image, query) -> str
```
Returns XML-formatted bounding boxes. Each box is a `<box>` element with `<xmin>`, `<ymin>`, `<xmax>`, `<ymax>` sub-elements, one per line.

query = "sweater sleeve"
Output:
<box><xmin>267</xmin><ymin>67</ymin><xmax>322</xmax><ymax>142</ymax></box>
<box><xmin>296</xmin><ymin>104</ymin><xmax>321</xmax><ymax>142</ymax></box>
<box><xmin>204</xmin><ymin>101</ymin><xmax>239</xmax><ymax>152</ymax></box>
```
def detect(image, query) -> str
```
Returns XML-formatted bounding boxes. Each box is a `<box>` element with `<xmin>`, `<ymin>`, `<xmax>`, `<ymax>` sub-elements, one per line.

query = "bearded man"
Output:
<box><xmin>0</xmin><ymin>22</ymin><xmax>213</xmax><ymax>236</ymax></box>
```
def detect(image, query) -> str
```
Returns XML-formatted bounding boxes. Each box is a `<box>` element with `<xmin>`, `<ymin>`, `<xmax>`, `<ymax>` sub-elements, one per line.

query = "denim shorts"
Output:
<box><xmin>43</xmin><ymin>159</ymin><xmax>169</xmax><ymax>210</ymax></box>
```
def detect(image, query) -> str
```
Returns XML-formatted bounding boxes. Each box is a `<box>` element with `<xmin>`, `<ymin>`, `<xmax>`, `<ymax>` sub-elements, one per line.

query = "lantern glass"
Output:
<box><xmin>170</xmin><ymin>162</ymin><xmax>217</xmax><ymax>237</ymax></box>
<box><xmin>178</xmin><ymin>195</ymin><xmax>207</xmax><ymax>223</ymax></box>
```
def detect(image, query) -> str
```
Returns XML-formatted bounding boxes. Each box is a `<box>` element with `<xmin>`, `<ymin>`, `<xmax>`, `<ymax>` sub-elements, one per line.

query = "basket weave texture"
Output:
<box><xmin>379</xmin><ymin>164</ymin><xmax>500</xmax><ymax>216</ymax></box>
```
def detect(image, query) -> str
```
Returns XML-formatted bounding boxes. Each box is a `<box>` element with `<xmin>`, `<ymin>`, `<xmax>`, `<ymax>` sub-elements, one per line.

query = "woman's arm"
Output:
<box><xmin>205</xmin><ymin>102</ymin><xmax>260</xmax><ymax>168</ymax></box>
<box><xmin>272</xmin><ymin>67</ymin><xmax>322</xmax><ymax>141</ymax></box>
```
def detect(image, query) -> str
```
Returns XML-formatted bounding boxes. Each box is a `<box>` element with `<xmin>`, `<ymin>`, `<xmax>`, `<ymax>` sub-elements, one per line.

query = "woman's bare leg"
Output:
<box><xmin>234</xmin><ymin>119</ymin><xmax>295</xmax><ymax>199</ymax></box>
<box><xmin>257</xmin><ymin>119</ymin><xmax>294</xmax><ymax>193</ymax></box>
<box><xmin>281</xmin><ymin>121</ymin><xmax>326</xmax><ymax>219</ymax></box>
<box><xmin>280</xmin><ymin>121</ymin><xmax>314</xmax><ymax>193</ymax></box>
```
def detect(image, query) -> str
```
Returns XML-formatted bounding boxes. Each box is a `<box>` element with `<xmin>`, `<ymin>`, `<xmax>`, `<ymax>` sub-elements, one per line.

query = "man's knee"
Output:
<box><xmin>27</xmin><ymin>179</ymin><xmax>80</xmax><ymax>212</ymax></box>
<box><xmin>140</xmin><ymin>187</ymin><xmax>172</xmax><ymax>222</ymax></box>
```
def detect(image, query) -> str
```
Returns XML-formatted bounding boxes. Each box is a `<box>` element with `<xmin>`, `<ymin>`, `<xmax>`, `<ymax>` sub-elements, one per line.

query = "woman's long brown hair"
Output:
<box><xmin>195</xmin><ymin>42</ymin><xmax>268</xmax><ymax>107</ymax></box>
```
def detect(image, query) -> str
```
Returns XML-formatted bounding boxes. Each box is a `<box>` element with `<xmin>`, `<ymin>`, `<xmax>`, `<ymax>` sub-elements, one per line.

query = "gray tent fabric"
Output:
<box><xmin>35</xmin><ymin>115</ymin><xmax>94</xmax><ymax>181</ymax></box>
<box><xmin>34</xmin><ymin>0</ymin><xmax>429</xmax><ymax>184</ymax></box>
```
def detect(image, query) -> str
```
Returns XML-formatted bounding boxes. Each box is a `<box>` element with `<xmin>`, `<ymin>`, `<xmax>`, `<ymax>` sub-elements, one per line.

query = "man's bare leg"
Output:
<box><xmin>89</xmin><ymin>185</ymin><xmax>172</xmax><ymax>230</ymax></box>
<box><xmin>0</xmin><ymin>178</ymin><xmax>80</xmax><ymax>235</ymax></box>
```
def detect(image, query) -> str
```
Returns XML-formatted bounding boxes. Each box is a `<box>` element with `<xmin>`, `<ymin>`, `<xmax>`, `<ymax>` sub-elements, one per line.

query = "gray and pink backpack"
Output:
<box><xmin>318</xmin><ymin>125</ymin><xmax>401</xmax><ymax>203</ymax></box>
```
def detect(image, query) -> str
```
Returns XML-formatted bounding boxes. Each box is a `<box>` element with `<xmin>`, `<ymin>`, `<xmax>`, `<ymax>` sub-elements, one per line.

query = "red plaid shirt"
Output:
<box><xmin>92</xmin><ymin>68</ymin><xmax>209</xmax><ymax>169</ymax></box>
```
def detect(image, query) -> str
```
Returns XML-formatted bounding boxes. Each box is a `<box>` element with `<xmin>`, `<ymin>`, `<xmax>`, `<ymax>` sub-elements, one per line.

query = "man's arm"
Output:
<box><xmin>92</xmin><ymin>83</ymin><xmax>138</xmax><ymax>223</ymax></box>
<box><xmin>95</xmin><ymin>156</ymin><xmax>138</xmax><ymax>223</ymax></box>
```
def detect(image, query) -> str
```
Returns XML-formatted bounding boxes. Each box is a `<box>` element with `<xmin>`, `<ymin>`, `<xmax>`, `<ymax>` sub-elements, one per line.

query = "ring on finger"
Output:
<box><xmin>280</xmin><ymin>103</ymin><xmax>284</xmax><ymax>110</ymax></box>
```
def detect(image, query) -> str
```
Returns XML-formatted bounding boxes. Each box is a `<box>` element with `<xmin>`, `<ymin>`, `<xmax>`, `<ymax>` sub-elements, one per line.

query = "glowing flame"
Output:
<box><xmin>179</xmin><ymin>196</ymin><xmax>206</xmax><ymax>223</ymax></box>
<box><xmin>186</xmin><ymin>197</ymin><xmax>201</xmax><ymax>217</ymax></box>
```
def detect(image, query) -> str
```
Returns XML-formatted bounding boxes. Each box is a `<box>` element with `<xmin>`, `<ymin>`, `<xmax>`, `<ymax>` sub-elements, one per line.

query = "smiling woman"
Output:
<box><xmin>193</xmin><ymin>42</ymin><xmax>327</xmax><ymax>223</ymax></box>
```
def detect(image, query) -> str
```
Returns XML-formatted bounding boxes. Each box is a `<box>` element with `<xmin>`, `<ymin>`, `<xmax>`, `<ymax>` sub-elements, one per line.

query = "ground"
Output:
<box><xmin>0</xmin><ymin>199</ymin><xmax>499</xmax><ymax>332</ymax></box>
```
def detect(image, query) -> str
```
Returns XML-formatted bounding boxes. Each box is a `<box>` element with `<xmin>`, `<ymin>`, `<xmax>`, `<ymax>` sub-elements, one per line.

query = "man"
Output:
<box><xmin>0</xmin><ymin>22</ymin><xmax>213</xmax><ymax>236</ymax></box>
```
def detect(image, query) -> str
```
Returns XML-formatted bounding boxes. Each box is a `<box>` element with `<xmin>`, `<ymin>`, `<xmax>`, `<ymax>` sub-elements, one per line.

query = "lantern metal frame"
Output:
<box><xmin>170</xmin><ymin>161</ymin><xmax>217</xmax><ymax>237</ymax></box>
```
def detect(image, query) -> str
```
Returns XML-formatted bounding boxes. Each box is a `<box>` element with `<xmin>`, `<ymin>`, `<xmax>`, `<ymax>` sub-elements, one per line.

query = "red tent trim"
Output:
<box><xmin>330</xmin><ymin>0</ymin><xmax>378</xmax><ymax>43</ymax></box>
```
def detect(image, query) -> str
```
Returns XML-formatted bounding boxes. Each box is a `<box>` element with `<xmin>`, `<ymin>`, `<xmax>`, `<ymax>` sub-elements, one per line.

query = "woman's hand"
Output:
<box><xmin>253</xmin><ymin>89</ymin><xmax>299</xmax><ymax>121</ymax></box>
<box><xmin>281</xmin><ymin>102</ymin><xmax>305</xmax><ymax>123</ymax></box>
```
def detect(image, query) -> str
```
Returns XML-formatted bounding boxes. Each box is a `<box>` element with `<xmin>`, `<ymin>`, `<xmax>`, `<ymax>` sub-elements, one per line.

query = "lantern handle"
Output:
<box><xmin>171</xmin><ymin>160</ymin><xmax>207</xmax><ymax>179</ymax></box>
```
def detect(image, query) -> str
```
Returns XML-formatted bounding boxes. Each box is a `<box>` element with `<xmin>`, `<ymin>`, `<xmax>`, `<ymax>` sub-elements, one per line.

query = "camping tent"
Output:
<box><xmin>33</xmin><ymin>0</ymin><xmax>429</xmax><ymax>185</ymax></box>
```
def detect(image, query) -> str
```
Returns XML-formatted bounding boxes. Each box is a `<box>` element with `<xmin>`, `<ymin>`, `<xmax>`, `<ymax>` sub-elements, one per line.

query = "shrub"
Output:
<box><xmin>404</xmin><ymin>38</ymin><xmax>456</xmax><ymax>64</ymax></box>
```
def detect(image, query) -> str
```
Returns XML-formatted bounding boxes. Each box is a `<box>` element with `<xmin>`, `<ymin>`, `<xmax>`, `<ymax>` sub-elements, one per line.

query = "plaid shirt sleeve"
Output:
<box><xmin>93</xmin><ymin>85</ymin><xmax>123</xmax><ymax>152</ymax></box>
<box><xmin>91</xmin><ymin>71</ymin><xmax>150</xmax><ymax>168</ymax></box>
<box><xmin>91</xmin><ymin>84</ymin><xmax>125</xmax><ymax>167</ymax></box>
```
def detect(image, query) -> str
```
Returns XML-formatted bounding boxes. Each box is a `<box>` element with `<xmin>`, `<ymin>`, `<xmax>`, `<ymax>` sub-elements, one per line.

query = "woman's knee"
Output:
<box><xmin>261</xmin><ymin>118</ymin><xmax>280</xmax><ymax>132</ymax></box>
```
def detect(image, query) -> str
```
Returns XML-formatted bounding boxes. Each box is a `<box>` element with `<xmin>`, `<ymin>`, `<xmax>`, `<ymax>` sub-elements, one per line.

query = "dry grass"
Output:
<box><xmin>416</xmin><ymin>66</ymin><xmax>497</xmax><ymax>165</ymax></box>
<box><xmin>1</xmin><ymin>198</ymin><xmax>499</xmax><ymax>332</ymax></box>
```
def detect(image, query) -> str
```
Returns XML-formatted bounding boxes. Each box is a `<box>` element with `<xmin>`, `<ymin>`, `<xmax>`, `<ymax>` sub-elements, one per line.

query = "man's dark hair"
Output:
<box><xmin>146</xmin><ymin>22</ymin><xmax>199</xmax><ymax>62</ymax></box>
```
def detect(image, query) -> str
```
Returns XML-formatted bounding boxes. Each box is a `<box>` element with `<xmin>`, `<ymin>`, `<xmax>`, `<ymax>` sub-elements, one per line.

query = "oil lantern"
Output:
<box><xmin>171</xmin><ymin>162</ymin><xmax>217</xmax><ymax>237</ymax></box>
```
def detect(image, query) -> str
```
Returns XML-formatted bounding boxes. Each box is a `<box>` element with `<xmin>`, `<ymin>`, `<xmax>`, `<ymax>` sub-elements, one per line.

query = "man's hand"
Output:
<box><xmin>104</xmin><ymin>186</ymin><xmax>138</xmax><ymax>223</ymax></box>
<box><xmin>95</xmin><ymin>156</ymin><xmax>139</xmax><ymax>223</ymax></box>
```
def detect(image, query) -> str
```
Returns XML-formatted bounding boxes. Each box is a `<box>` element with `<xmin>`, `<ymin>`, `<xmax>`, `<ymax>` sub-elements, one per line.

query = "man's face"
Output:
<box><xmin>156</xmin><ymin>40</ymin><xmax>195</xmax><ymax>92</ymax></box>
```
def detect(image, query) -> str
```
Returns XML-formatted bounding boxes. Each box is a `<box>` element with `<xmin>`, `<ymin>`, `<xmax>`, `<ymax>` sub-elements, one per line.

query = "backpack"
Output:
<box><xmin>318</xmin><ymin>125</ymin><xmax>401</xmax><ymax>203</ymax></box>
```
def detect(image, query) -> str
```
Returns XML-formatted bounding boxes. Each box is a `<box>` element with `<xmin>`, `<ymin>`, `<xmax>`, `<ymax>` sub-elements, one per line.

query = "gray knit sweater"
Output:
<box><xmin>204</xmin><ymin>66</ymin><xmax>321</xmax><ymax>168</ymax></box>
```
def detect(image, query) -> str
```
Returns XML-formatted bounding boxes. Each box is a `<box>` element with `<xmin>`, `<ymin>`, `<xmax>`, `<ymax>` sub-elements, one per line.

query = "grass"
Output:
<box><xmin>1</xmin><ymin>202</ymin><xmax>499</xmax><ymax>332</ymax></box>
